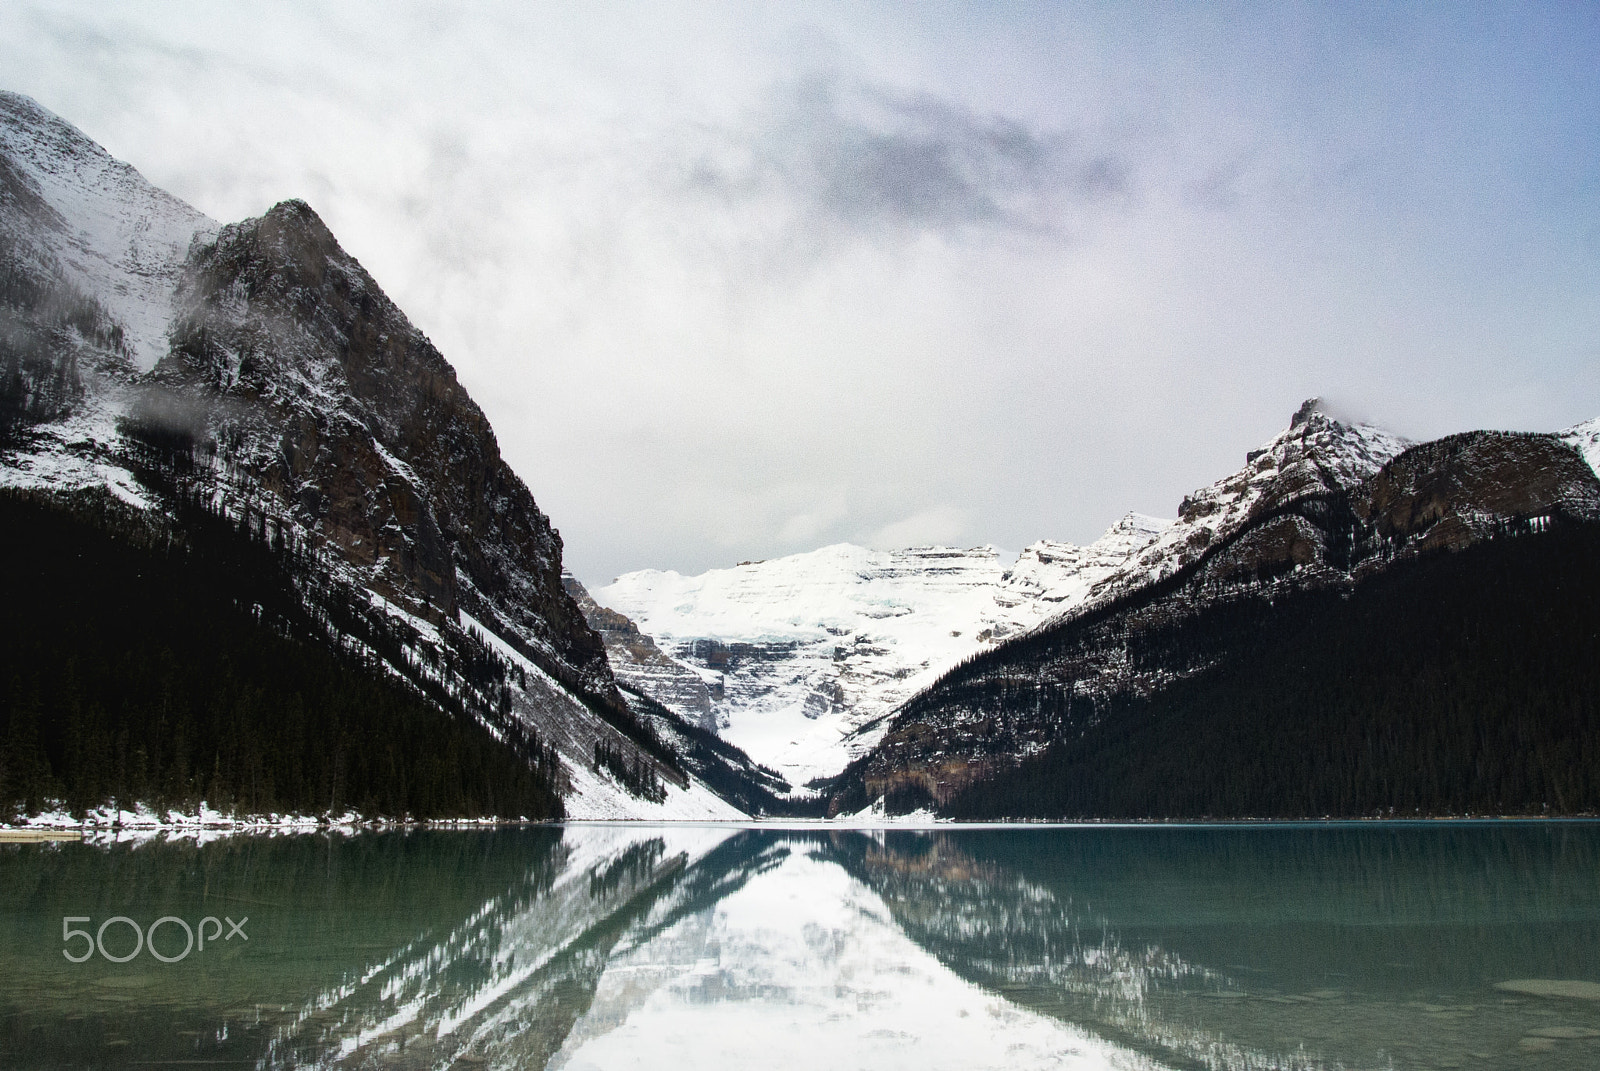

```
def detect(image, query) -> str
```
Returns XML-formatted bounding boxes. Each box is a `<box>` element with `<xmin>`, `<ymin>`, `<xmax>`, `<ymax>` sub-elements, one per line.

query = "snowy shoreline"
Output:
<box><xmin>6</xmin><ymin>801</ymin><xmax>1592</xmax><ymax>849</ymax></box>
<box><xmin>0</xmin><ymin>801</ymin><xmax>558</xmax><ymax>845</ymax></box>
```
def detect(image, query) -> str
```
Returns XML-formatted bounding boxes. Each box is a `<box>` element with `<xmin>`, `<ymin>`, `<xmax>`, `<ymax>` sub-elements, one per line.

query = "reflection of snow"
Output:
<box><xmin>261</xmin><ymin>824</ymin><xmax>745</xmax><ymax>1068</ymax></box>
<box><xmin>549</xmin><ymin>841</ymin><xmax>1159</xmax><ymax>1071</ymax></box>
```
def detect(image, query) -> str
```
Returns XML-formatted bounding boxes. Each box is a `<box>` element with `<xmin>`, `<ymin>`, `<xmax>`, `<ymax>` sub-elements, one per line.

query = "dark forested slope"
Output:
<box><xmin>829</xmin><ymin>417</ymin><xmax>1600</xmax><ymax>819</ymax></box>
<box><xmin>940</xmin><ymin>521</ymin><xmax>1600</xmax><ymax>819</ymax></box>
<box><xmin>0</xmin><ymin>490</ymin><xmax>564</xmax><ymax>821</ymax></box>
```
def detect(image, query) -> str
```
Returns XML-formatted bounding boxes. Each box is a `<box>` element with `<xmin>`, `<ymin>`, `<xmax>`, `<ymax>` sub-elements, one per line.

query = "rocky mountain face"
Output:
<box><xmin>831</xmin><ymin>405</ymin><xmax>1600</xmax><ymax>816</ymax></box>
<box><xmin>0</xmin><ymin>91</ymin><xmax>743</xmax><ymax>820</ymax></box>
<box><xmin>147</xmin><ymin>198</ymin><xmax>618</xmax><ymax>704</ymax></box>
<box><xmin>11</xmin><ymin>90</ymin><xmax>1594</xmax><ymax>823</ymax></box>
<box><xmin>995</xmin><ymin>513</ymin><xmax>1172</xmax><ymax>620</ymax></box>
<box><xmin>561</xmin><ymin>572</ymin><xmax>801</xmax><ymax>813</ymax></box>
<box><xmin>0</xmin><ymin>92</ymin><xmax>210</xmax><ymax>486</ymax></box>
<box><xmin>564</xmin><ymin>574</ymin><xmax>717</xmax><ymax>729</ymax></box>
<box><xmin>1077</xmin><ymin>399</ymin><xmax>1411</xmax><ymax>606</ymax></box>
<box><xmin>1356</xmin><ymin>429</ymin><xmax>1599</xmax><ymax>557</ymax></box>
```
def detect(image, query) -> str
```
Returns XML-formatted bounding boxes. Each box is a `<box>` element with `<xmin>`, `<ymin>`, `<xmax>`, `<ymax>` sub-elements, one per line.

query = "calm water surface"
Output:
<box><xmin>2</xmin><ymin>822</ymin><xmax>1598</xmax><ymax>1070</ymax></box>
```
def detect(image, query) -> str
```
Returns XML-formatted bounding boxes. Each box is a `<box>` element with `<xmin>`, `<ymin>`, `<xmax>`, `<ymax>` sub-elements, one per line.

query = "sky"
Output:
<box><xmin>4</xmin><ymin>1</ymin><xmax>1598</xmax><ymax>586</ymax></box>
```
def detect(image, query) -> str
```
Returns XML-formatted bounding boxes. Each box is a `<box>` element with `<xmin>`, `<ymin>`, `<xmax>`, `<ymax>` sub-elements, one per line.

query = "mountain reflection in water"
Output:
<box><xmin>1</xmin><ymin>823</ymin><xmax>1598</xmax><ymax>1070</ymax></box>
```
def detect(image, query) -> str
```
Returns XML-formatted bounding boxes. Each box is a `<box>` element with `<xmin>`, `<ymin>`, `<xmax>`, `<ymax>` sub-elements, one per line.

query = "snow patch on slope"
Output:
<box><xmin>0</xmin><ymin>381</ymin><xmax>151</xmax><ymax>506</ymax></box>
<box><xmin>562</xmin><ymin>760</ymin><xmax>748</xmax><ymax>821</ymax></box>
<box><xmin>0</xmin><ymin>91</ymin><xmax>214</xmax><ymax>372</ymax></box>
<box><xmin>458</xmin><ymin>608</ymin><xmax>748</xmax><ymax>820</ymax></box>
<box><xmin>999</xmin><ymin>513</ymin><xmax>1171</xmax><ymax>616</ymax></box>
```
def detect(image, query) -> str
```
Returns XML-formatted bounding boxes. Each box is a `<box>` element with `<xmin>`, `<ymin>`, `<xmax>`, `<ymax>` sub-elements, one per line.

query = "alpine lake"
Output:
<box><xmin>2</xmin><ymin>822</ymin><xmax>1598</xmax><ymax>1070</ymax></box>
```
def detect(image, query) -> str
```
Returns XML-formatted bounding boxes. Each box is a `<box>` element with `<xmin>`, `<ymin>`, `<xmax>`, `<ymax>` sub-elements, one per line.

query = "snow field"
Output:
<box><xmin>597</xmin><ymin>526</ymin><xmax>1172</xmax><ymax>785</ymax></box>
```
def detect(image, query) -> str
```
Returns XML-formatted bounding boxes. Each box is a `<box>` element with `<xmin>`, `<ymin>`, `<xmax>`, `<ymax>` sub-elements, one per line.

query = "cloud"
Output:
<box><xmin>777</xmin><ymin>494</ymin><xmax>849</xmax><ymax>545</ymax></box>
<box><xmin>6</xmin><ymin>2</ymin><xmax>1597</xmax><ymax>588</ymax></box>
<box><xmin>682</xmin><ymin>73</ymin><xmax>1132</xmax><ymax>245</ymax></box>
<box><xmin>867</xmin><ymin>504</ymin><xmax>973</xmax><ymax>549</ymax></box>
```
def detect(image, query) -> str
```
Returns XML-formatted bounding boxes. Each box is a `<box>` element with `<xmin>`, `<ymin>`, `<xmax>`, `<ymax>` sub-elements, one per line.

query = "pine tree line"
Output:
<box><xmin>0</xmin><ymin>488</ymin><xmax>564</xmax><ymax>821</ymax></box>
<box><xmin>117</xmin><ymin>416</ymin><xmax>548</xmax><ymax>757</ymax></box>
<box><xmin>593</xmin><ymin>738</ymin><xmax>666</xmax><ymax>804</ymax></box>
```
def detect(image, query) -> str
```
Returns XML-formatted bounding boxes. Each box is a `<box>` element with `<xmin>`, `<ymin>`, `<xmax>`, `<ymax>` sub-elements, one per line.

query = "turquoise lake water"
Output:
<box><xmin>2</xmin><ymin>822</ymin><xmax>1598</xmax><ymax>1069</ymax></box>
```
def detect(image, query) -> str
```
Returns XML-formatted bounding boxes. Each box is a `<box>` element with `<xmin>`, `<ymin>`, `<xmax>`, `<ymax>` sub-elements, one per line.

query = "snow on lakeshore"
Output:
<box><xmin>2</xmin><ymin>801</ymin><xmax>553</xmax><ymax>847</ymax></box>
<box><xmin>546</xmin><ymin>842</ymin><xmax>1160</xmax><ymax>1071</ymax></box>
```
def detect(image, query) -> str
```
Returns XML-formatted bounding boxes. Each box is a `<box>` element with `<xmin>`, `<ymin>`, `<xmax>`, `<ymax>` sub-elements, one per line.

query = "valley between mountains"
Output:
<box><xmin>4</xmin><ymin>91</ymin><xmax>1598</xmax><ymax>825</ymax></box>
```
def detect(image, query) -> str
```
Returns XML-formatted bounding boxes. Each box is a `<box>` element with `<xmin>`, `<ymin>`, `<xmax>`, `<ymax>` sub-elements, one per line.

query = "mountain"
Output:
<box><xmin>592</xmin><ymin>520</ymin><xmax>1172</xmax><ymax>789</ymax></box>
<box><xmin>1066</xmin><ymin>399</ymin><xmax>1410</xmax><ymax>609</ymax></box>
<box><xmin>588</xmin><ymin>401</ymin><xmax>1422</xmax><ymax>791</ymax></box>
<box><xmin>0</xmin><ymin>91</ymin><xmax>753</xmax><ymax>821</ymax></box>
<box><xmin>564</xmin><ymin>573</ymin><xmax>718</xmax><ymax>731</ymax></box>
<box><xmin>827</xmin><ymin>405</ymin><xmax>1600</xmax><ymax>818</ymax></box>
<box><xmin>10</xmin><ymin>90</ymin><xmax>1593</xmax><ymax>824</ymax></box>
<box><xmin>1560</xmin><ymin>415</ymin><xmax>1600</xmax><ymax>478</ymax></box>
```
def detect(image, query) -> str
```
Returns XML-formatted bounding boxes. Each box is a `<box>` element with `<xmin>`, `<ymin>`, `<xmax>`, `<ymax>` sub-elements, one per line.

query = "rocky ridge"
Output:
<box><xmin>564</xmin><ymin>573</ymin><xmax>716</xmax><ymax>731</ymax></box>
<box><xmin>1072</xmin><ymin>399</ymin><xmax>1411</xmax><ymax>609</ymax></box>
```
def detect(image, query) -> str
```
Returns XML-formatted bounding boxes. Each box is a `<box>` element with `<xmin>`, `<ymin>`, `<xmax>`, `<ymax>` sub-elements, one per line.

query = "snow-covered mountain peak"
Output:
<box><xmin>597</xmin><ymin>544</ymin><xmax>1014</xmax><ymax>784</ymax></box>
<box><xmin>0</xmin><ymin>91</ymin><xmax>214</xmax><ymax>372</ymax></box>
<box><xmin>1106</xmin><ymin>510</ymin><xmax>1171</xmax><ymax>538</ymax></box>
<box><xmin>3</xmin><ymin>96</ymin><xmax>718</xmax><ymax>820</ymax></box>
<box><xmin>1276</xmin><ymin>400</ymin><xmax>1411</xmax><ymax>485</ymax></box>
<box><xmin>1074</xmin><ymin>400</ymin><xmax>1412</xmax><ymax>605</ymax></box>
<box><xmin>1203</xmin><ymin>400</ymin><xmax>1411</xmax><ymax>517</ymax></box>
<box><xmin>1561</xmin><ymin>415</ymin><xmax>1600</xmax><ymax>479</ymax></box>
<box><xmin>602</xmin><ymin>542</ymin><xmax>1006</xmax><ymax>646</ymax></box>
<box><xmin>596</xmin><ymin>525</ymin><xmax>1192</xmax><ymax>785</ymax></box>
<box><xmin>997</xmin><ymin>512</ymin><xmax>1170</xmax><ymax>612</ymax></box>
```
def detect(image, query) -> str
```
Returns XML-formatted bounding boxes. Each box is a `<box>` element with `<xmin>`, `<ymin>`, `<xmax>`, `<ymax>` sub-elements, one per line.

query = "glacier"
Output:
<box><xmin>596</xmin><ymin>516</ymin><xmax>1171</xmax><ymax>787</ymax></box>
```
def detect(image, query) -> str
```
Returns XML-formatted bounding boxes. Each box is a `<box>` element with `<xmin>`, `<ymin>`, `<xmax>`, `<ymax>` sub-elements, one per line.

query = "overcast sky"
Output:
<box><xmin>5</xmin><ymin>2</ymin><xmax>1598</xmax><ymax>585</ymax></box>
